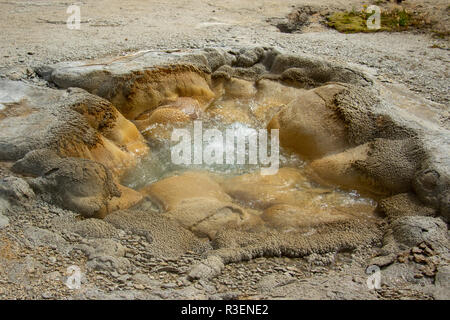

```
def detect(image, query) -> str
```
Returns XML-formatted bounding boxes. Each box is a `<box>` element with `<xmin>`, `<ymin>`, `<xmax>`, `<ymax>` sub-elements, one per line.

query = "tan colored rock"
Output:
<box><xmin>100</xmin><ymin>185</ymin><xmax>143</xmax><ymax>219</ymax></box>
<box><xmin>17</xmin><ymin>153</ymin><xmax>141</xmax><ymax>219</ymax></box>
<box><xmin>71</xmin><ymin>95</ymin><xmax>147</xmax><ymax>158</ymax></box>
<box><xmin>378</xmin><ymin>193</ymin><xmax>436</xmax><ymax>220</ymax></box>
<box><xmin>135</xmin><ymin>107</ymin><xmax>191</xmax><ymax>140</ymax></box>
<box><xmin>150</xmin><ymin>107</ymin><xmax>190</xmax><ymax>123</ymax></box>
<box><xmin>313</xmin><ymin>82</ymin><xmax>347</xmax><ymax>105</ymax></box>
<box><xmin>140</xmin><ymin>171</ymin><xmax>231</xmax><ymax>211</ymax></box>
<box><xmin>221</xmin><ymin>168</ymin><xmax>310</xmax><ymax>209</ymax></box>
<box><xmin>262</xmin><ymin>204</ymin><xmax>348</xmax><ymax>231</ymax></box>
<box><xmin>306</xmin><ymin>137</ymin><xmax>423</xmax><ymax>197</ymax></box>
<box><xmin>306</xmin><ymin>144</ymin><xmax>368</xmax><ymax>185</ymax></box>
<box><xmin>163</xmin><ymin>97</ymin><xmax>203</xmax><ymax>116</ymax></box>
<box><xmin>104</xmin><ymin>112</ymin><xmax>149</xmax><ymax>157</ymax></box>
<box><xmin>165</xmin><ymin>197</ymin><xmax>261</xmax><ymax>239</ymax></box>
<box><xmin>0</xmin><ymin>80</ymin><xmax>148</xmax><ymax>178</ymax></box>
<box><xmin>81</xmin><ymin>136</ymin><xmax>144</xmax><ymax>177</ymax></box>
<box><xmin>134</xmin><ymin>97</ymin><xmax>203</xmax><ymax>140</ymax></box>
<box><xmin>110</xmin><ymin>66</ymin><xmax>215</xmax><ymax>120</ymax></box>
<box><xmin>208</xmin><ymin>79</ymin><xmax>306</xmax><ymax>125</ymax></box>
<box><xmin>255</xmin><ymin>79</ymin><xmax>307</xmax><ymax>105</ymax></box>
<box><xmin>305</xmin><ymin>143</ymin><xmax>385</xmax><ymax>196</ymax></box>
<box><xmin>140</xmin><ymin>171</ymin><xmax>261</xmax><ymax>238</ymax></box>
<box><xmin>216</xmin><ymin>77</ymin><xmax>257</xmax><ymax>100</ymax></box>
<box><xmin>267</xmin><ymin>84</ymin><xmax>348</xmax><ymax>160</ymax></box>
<box><xmin>136</xmin><ymin>98</ymin><xmax>201</xmax><ymax>123</ymax></box>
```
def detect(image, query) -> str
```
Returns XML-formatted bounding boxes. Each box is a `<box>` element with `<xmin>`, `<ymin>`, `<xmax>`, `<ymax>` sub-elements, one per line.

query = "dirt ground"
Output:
<box><xmin>0</xmin><ymin>0</ymin><xmax>449</xmax><ymax>300</ymax></box>
<box><xmin>1</xmin><ymin>0</ymin><xmax>449</xmax><ymax>103</ymax></box>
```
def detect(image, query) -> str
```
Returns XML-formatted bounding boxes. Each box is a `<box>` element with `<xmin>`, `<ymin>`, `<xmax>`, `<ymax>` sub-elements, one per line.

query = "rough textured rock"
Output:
<box><xmin>188</xmin><ymin>256</ymin><xmax>225</xmax><ymax>280</ymax></box>
<box><xmin>140</xmin><ymin>171</ymin><xmax>261</xmax><ymax>238</ymax></box>
<box><xmin>332</xmin><ymin>85</ymin><xmax>415</xmax><ymax>146</ymax></box>
<box><xmin>305</xmin><ymin>252</ymin><xmax>336</xmax><ymax>266</ymax></box>
<box><xmin>352</xmin><ymin>138</ymin><xmax>425</xmax><ymax>195</ymax></box>
<box><xmin>269</xmin><ymin>54</ymin><xmax>371</xmax><ymax>87</ymax></box>
<box><xmin>433</xmin><ymin>263</ymin><xmax>450</xmax><ymax>300</ymax></box>
<box><xmin>0</xmin><ymin>198</ymin><xmax>9</xmax><ymax>229</ymax></box>
<box><xmin>391</xmin><ymin>216</ymin><xmax>448</xmax><ymax>252</ymax></box>
<box><xmin>69</xmin><ymin>218</ymin><xmax>120</xmax><ymax>239</ymax></box>
<box><xmin>33</xmin><ymin>47</ymin><xmax>449</xmax><ymax>221</ymax></box>
<box><xmin>214</xmin><ymin>63</ymin><xmax>268</xmax><ymax>82</ymax></box>
<box><xmin>78</xmin><ymin>239</ymin><xmax>130</xmax><ymax>272</ymax></box>
<box><xmin>379</xmin><ymin>193</ymin><xmax>436</xmax><ymax>221</ymax></box>
<box><xmin>165</xmin><ymin>197</ymin><xmax>261</xmax><ymax>239</ymax></box>
<box><xmin>0</xmin><ymin>210</ymin><xmax>9</xmax><ymax>229</ymax></box>
<box><xmin>306</xmin><ymin>144</ymin><xmax>376</xmax><ymax>195</ymax></box>
<box><xmin>257</xmin><ymin>274</ymin><xmax>296</xmax><ymax>293</ymax></box>
<box><xmin>0</xmin><ymin>176</ymin><xmax>35</xmax><ymax>203</ymax></box>
<box><xmin>307</xmin><ymin>138</ymin><xmax>425</xmax><ymax>196</ymax></box>
<box><xmin>209</xmin><ymin>218</ymin><xmax>382</xmax><ymax>264</ymax></box>
<box><xmin>414</xmin><ymin>166</ymin><xmax>450</xmax><ymax>219</ymax></box>
<box><xmin>0</xmin><ymin>80</ymin><xmax>148</xmax><ymax>177</ymax></box>
<box><xmin>202</xmin><ymin>48</ymin><xmax>236</xmax><ymax>72</ymax></box>
<box><xmin>24</xmin><ymin>226</ymin><xmax>68</xmax><ymax>254</ymax></box>
<box><xmin>84</xmin><ymin>238</ymin><xmax>127</xmax><ymax>257</ymax></box>
<box><xmin>440</xmin><ymin>191</ymin><xmax>450</xmax><ymax>222</ymax></box>
<box><xmin>268</xmin><ymin>84</ymin><xmax>349</xmax><ymax>160</ymax></box>
<box><xmin>271</xmin><ymin>6</ymin><xmax>317</xmax><ymax>34</ymax></box>
<box><xmin>11</xmin><ymin>149</ymin><xmax>60</xmax><ymax>177</ymax></box>
<box><xmin>221</xmin><ymin>167</ymin><xmax>308</xmax><ymax>209</ymax></box>
<box><xmin>233</xmin><ymin>47</ymin><xmax>265</xmax><ymax>68</ymax></box>
<box><xmin>434</xmin><ymin>264</ymin><xmax>450</xmax><ymax>289</ymax></box>
<box><xmin>48</xmin><ymin>63</ymin><xmax>215</xmax><ymax>120</ymax></box>
<box><xmin>266</xmin><ymin>77</ymin><xmax>448</xmax><ymax>213</ymax></box>
<box><xmin>14</xmin><ymin>151</ymin><xmax>142</xmax><ymax>218</ymax></box>
<box><xmin>261</xmin><ymin>204</ymin><xmax>349</xmax><ymax>231</ymax></box>
<box><xmin>140</xmin><ymin>171</ymin><xmax>231</xmax><ymax>211</ymax></box>
<box><xmin>381</xmin><ymin>262</ymin><xmax>433</xmax><ymax>287</ymax></box>
<box><xmin>104</xmin><ymin>208</ymin><xmax>206</xmax><ymax>258</ymax></box>
<box><xmin>134</xmin><ymin>101</ymin><xmax>201</xmax><ymax>142</ymax></box>
<box><xmin>39</xmin><ymin>48</ymin><xmax>370</xmax><ymax>122</ymax></box>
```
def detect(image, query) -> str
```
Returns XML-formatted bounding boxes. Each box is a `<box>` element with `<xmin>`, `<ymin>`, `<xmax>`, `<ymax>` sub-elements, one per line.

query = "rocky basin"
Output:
<box><xmin>0</xmin><ymin>47</ymin><xmax>448</xmax><ymax>299</ymax></box>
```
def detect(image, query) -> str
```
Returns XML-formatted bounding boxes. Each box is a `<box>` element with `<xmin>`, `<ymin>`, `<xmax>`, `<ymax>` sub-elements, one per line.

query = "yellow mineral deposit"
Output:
<box><xmin>112</xmin><ymin>66</ymin><xmax>215</xmax><ymax>120</ymax></box>
<box><xmin>115</xmin><ymin>69</ymin><xmax>379</xmax><ymax>238</ymax></box>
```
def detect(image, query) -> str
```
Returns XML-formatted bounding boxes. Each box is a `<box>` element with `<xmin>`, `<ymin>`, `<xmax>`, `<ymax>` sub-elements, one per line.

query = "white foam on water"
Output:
<box><xmin>122</xmin><ymin>100</ymin><xmax>376</xmax><ymax>213</ymax></box>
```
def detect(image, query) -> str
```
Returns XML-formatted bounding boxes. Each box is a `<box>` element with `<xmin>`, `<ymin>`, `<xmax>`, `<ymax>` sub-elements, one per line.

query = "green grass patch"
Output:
<box><xmin>326</xmin><ymin>8</ymin><xmax>428</xmax><ymax>33</ymax></box>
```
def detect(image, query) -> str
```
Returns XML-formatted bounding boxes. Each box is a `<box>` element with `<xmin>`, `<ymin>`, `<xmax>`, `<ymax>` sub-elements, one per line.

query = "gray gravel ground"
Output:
<box><xmin>1</xmin><ymin>0</ymin><xmax>448</xmax><ymax>104</ymax></box>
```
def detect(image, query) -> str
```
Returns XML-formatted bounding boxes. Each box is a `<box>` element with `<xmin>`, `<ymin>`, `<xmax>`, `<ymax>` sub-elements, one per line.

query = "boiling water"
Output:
<box><xmin>122</xmin><ymin>106</ymin><xmax>376</xmax><ymax>213</ymax></box>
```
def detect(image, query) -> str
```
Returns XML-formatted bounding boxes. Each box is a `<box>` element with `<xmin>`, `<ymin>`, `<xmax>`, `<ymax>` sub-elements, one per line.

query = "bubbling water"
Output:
<box><xmin>122</xmin><ymin>99</ymin><xmax>376</xmax><ymax>213</ymax></box>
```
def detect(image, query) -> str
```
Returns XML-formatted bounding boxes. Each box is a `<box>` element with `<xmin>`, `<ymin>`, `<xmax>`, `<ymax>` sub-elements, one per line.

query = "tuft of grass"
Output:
<box><xmin>326</xmin><ymin>8</ymin><xmax>428</xmax><ymax>33</ymax></box>
<box><xmin>326</xmin><ymin>12</ymin><xmax>368</xmax><ymax>33</ymax></box>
